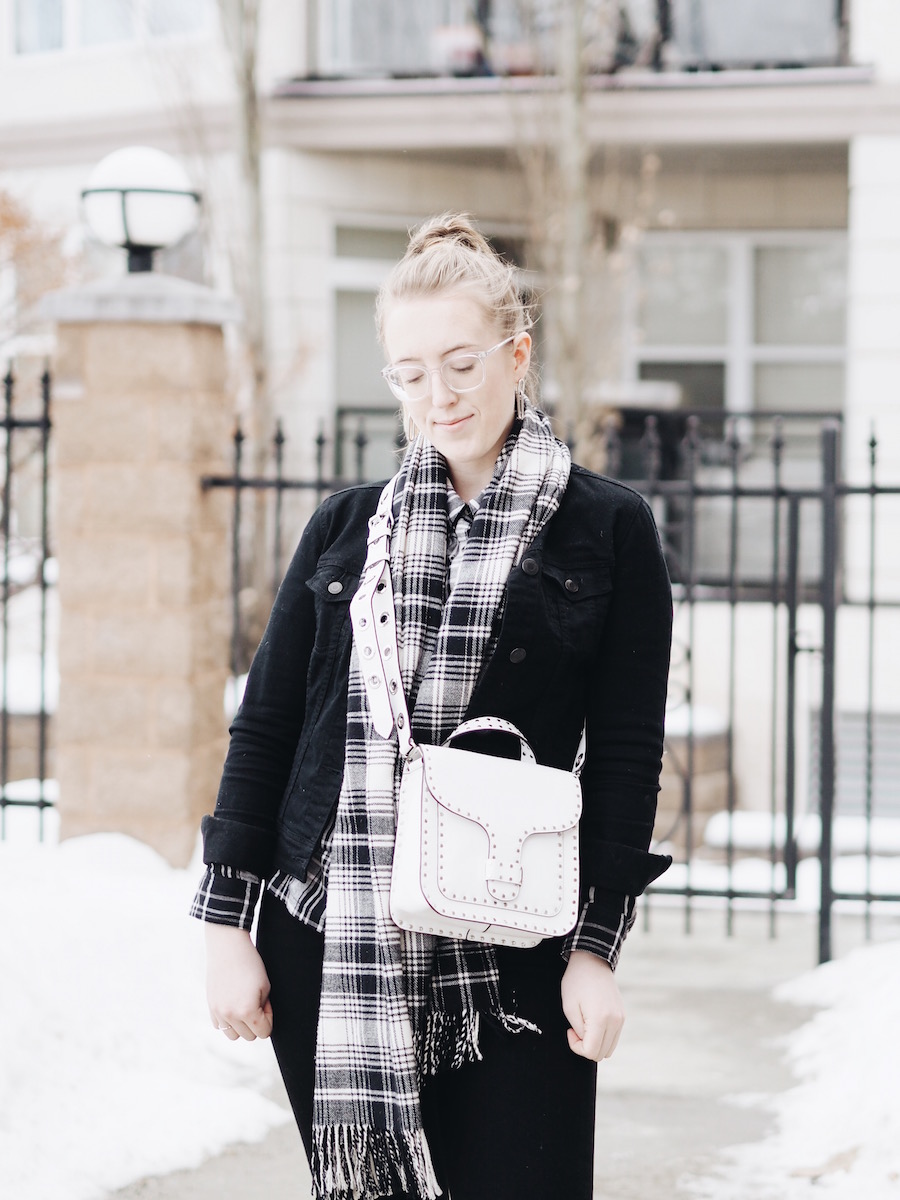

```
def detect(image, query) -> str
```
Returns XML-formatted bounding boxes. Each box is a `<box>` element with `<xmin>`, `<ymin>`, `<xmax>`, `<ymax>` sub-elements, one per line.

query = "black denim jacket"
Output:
<box><xmin>201</xmin><ymin>464</ymin><xmax>674</xmax><ymax>936</ymax></box>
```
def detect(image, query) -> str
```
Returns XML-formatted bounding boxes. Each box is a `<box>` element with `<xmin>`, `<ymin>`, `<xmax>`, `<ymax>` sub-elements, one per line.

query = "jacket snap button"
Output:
<box><xmin>564</xmin><ymin>578</ymin><xmax>580</xmax><ymax>593</ymax></box>
<box><xmin>521</xmin><ymin>557</ymin><xmax>539</xmax><ymax>576</ymax></box>
<box><xmin>327</xmin><ymin>580</ymin><xmax>344</xmax><ymax>594</ymax></box>
<box><xmin>509</xmin><ymin>647</ymin><xmax>527</xmax><ymax>664</ymax></box>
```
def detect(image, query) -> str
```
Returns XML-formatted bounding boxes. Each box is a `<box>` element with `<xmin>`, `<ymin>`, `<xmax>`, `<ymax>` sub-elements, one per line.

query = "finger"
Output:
<box><xmin>210</xmin><ymin>1009</ymin><xmax>236</xmax><ymax>1038</ymax></box>
<box><xmin>212</xmin><ymin>1010</ymin><xmax>253</xmax><ymax>1041</ymax></box>
<box><xmin>567</xmin><ymin>1027</ymin><xmax>586</xmax><ymax>1056</ymax></box>
<box><xmin>569</xmin><ymin>1017</ymin><xmax>623</xmax><ymax>1062</ymax></box>
<box><xmin>249</xmin><ymin>1003</ymin><xmax>274</xmax><ymax>1040</ymax></box>
<box><xmin>580</xmin><ymin>1022</ymin><xmax>607</xmax><ymax>1061</ymax></box>
<box><xmin>562</xmin><ymin>998</ymin><xmax>586</xmax><ymax>1043</ymax></box>
<box><xmin>595</xmin><ymin>1016</ymin><xmax>625</xmax><ymax>1061</ymax></box>
<box><xmin>230</xmin><ymin>1017</ymin><xmax>259</xmax><ymax>1042</ymax></box>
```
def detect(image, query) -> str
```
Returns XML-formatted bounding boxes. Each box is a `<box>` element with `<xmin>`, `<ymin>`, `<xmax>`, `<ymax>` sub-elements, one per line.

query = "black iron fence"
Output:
<box><xmin>621</xmin><ymin>410</ymin><xmax>900</xmax><ymax>961</ymax></box>
<box><xmin>204</xmin><ymin>408</ymin><xmax>900</xmax><ymax>962</ymax></box>
<box><xmin>0</xmin><ymin>364</ymin><xmax>55</xmax><ymax>841</ymax></box>
<box><xmin>200</xmin><ymin>414</ymin><xmax>403</xmax><ymax>680</ymax></box>
<box><xmin>5</xmin><ymin>372</ymin><xmax>899</xmax><ymax>964</ymax></box>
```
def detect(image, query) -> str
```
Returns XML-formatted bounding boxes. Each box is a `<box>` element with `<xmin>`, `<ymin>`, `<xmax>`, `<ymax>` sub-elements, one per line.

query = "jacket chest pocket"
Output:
<box><xmin>306</xmin><ymin>561</ymin><xmax>359</xmax><ymax>655</ymax></box>
<box><xmin>542</xmin><ymin>562</ymin><xmax>614</xmax><ymax>645</ymax></box>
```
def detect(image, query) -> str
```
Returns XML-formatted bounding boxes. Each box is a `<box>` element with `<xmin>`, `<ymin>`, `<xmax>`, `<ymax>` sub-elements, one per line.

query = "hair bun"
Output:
<box><xmin>408</xmin><ymin>212</ymin><xmax>491</xmax><ymax>258</ymax></box>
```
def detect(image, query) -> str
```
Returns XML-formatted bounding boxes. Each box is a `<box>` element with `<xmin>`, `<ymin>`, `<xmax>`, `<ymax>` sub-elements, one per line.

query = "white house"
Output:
<box><xmin>2</xmin><ymin>0</ymin><xmax>899</xmax><ymax>846</ymax></box>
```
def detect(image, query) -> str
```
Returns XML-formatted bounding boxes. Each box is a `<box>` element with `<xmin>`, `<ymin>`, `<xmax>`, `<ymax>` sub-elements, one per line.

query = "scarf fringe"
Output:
<box><xmin>418</xmin><ymin>1007</ymin><xmax>541</xmax><ymax>1081</ymax></box>
<box><xmin>419</xmin><ymin>1008</ymin><xmax>483</xmax><ymax>1079</ymax></box>
<box><xmin>311</xmin><ymin>1124</ymin><xmax>442</xmax><ymax>1200</ymax></box>
<box><xmin>499</xmin><ymin>1010</ymin><xmax>542</xmax><ymax>1036</ymax></box>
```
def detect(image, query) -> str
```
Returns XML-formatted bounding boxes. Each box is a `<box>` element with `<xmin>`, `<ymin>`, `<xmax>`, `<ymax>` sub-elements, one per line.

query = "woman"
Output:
<box><xmin>192</xmin><ymin>213</ymin><xmax>673</xmax><ymax>1200</ymax></box>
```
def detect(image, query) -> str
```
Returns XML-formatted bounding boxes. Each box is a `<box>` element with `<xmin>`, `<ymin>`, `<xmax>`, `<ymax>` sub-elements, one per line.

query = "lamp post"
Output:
<box><xmin>81</xmin><ymin>146</ymin><xmax>201</xmax><ymax>272</ymax></box>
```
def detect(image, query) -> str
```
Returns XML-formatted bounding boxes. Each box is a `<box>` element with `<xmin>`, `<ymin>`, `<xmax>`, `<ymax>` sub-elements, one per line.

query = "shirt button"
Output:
<box><xmin>327</xmin><ymin>580</ymin><xmax>344</xmax><ymax>594</ymax></box>
<box><xmin>521</xmin><ymin>558</ymin><xmax>539</xmax><ymax>576</ymax></box>
<box><xmin>509</xmin><ymin>647</ymin><xmax>527</xmax><ymax>664</ymax></box>
<box><xmin>564</xmin><ymin>578</ymin><xmax>580</xmax><ymax>593</ymax></box>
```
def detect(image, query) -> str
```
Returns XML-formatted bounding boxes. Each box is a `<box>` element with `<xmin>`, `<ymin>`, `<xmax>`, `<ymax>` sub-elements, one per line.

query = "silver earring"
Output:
<box><xmin>515</xmin><ymin>379</ymin><xmax>528</xmax><ymax>420</ymax></box>
<box><xmin>404</xmin><ymin>410</ymin><xmax>418</xmax><ymax>442</ymax></box>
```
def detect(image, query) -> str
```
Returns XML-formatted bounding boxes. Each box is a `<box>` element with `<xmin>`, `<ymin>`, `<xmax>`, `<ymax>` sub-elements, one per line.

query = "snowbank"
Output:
<box><xmin>685</xmin><ymin>938</ymin><xmax>900</xmax><ymax>1198</ymax></box>
<box><xmin>0</xmin><ymin>830</ymin><xmax>290</xmax><ymax>1200</ymax></box>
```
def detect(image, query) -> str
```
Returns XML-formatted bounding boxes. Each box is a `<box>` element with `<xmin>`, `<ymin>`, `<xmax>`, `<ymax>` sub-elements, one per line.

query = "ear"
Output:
<box><xmin>512</xmin><ymin>331</ymin><xmax>532</xmax><ymax>380</ymax></box>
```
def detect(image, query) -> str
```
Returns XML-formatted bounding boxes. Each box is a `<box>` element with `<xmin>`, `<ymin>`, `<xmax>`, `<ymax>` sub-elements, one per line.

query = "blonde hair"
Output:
<box><xmin>376</xmin><ymin>211</ymin><xmax>533</xmax><ymax>354</ymax></box>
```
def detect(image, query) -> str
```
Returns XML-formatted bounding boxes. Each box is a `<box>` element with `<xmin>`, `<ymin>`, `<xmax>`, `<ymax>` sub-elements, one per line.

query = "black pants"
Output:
<box><xmin>256</xmin><ymin>890</ymin><xmax>597</xmax><ymax>1200</ymax></box>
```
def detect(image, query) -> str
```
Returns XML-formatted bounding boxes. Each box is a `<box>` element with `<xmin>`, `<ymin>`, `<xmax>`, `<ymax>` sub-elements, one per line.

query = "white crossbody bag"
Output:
<box><xmin>350</xmin><ymin>476</ymin><xmax>584</xmax><ymax>949</ymax></box>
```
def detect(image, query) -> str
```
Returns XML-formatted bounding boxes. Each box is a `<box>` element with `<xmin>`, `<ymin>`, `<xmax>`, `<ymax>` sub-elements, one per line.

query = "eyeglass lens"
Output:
<box><xmin>389</xmin><ymin>355</ymin><xmax>484</xmax><ymax>401</ymax></box>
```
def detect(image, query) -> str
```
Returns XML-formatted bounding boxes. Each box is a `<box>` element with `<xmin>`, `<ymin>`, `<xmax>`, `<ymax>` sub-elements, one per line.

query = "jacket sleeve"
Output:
<box><xmin>199</xmin><ymin>507</ymin><xmax>329</xmax><ymax>877</ymax></box>
<box><xmin>577</xmin><ymin>494</ymin><xmax>673</xmax><ymax>952</ymax></box>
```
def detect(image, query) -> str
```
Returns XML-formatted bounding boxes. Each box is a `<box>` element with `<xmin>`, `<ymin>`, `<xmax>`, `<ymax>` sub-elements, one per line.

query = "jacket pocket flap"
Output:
<box><xmin>542</xmin><ymin>562</ymin><xmax>613</xmax><ymax>600</ymax></box>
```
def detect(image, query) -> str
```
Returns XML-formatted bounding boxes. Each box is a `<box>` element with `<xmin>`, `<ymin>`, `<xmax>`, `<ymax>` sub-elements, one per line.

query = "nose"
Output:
<box><xmin>430</xmin><ymin>370</ymin><xmax>459</xmax><ymax>408</ymax></box>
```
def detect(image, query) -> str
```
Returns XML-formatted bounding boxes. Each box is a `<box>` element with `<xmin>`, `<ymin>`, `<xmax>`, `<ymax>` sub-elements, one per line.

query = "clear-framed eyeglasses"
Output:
<box><xmin>381</xmin><ymin>334</ymin><xmax>518</xmax><ymax>404</ymax></box>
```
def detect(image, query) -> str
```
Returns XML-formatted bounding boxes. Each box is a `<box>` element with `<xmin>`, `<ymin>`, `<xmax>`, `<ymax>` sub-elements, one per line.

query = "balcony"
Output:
<box><xmin>267</xmin><ymin>0</ymin><xmax>877</xmax><ymax>155</ymax></box>
<box><xmin>306</xmin><ymin>0</ymin><xmax>847</xmax><ymax>81</ymax></box>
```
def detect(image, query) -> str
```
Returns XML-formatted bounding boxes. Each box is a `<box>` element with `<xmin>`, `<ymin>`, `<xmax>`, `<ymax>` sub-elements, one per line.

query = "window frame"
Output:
<box><xmin>7</xmin><ymin>0</ymin><xmax>213</xmax><ymax>58</ymax></box>
<box><xmin>624</xmin><ymin>229</ymin><xmax>848</xmax><ymax>417</ymax></box>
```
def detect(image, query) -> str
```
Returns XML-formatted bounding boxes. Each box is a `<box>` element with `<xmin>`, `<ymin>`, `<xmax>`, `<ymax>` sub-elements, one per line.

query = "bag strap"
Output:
<box><xmin>350</xmin><ymin>475</ymin><xmax>416</xmax><ymax>757</ymax></box>
<box><xmin>349</xmin><ymin>474</ymin><xmax>587</xmax><ymax>774</ymax></box>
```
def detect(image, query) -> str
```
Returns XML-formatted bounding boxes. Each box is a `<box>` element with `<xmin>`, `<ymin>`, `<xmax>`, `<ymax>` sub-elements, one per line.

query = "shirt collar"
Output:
<box><xmin>447</xmin><ymin>481</ymin><xmax>481</xmax><ymax>528</ymax></box>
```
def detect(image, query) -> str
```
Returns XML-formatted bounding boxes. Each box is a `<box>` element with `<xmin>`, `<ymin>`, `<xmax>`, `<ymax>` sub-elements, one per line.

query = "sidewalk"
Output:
<box><xmin>108</xmin><ymin>906</ymin><xmax>878</xmax><ymax>1200</ymax></box>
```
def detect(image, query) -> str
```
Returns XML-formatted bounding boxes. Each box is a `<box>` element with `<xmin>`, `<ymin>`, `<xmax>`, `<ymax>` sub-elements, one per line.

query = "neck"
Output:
<box><xmin>447</xmin><ymin>463</ymin><xmax>492</xmax><ymax>504</ymax></box>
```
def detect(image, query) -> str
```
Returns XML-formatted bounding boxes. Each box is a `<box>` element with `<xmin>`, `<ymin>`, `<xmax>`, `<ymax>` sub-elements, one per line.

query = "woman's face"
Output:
<box><xmin>382</xmin><ymin>289</ymin><xmax>531</xmax><ymax>499</ymax></box>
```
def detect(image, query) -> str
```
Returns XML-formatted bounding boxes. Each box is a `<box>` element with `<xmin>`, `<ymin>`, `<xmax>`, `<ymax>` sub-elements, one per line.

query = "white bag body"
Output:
<box><xmin>390</xmin><ymin>738</ymin><xmax>582</xmax><ymax>948</ymax></box>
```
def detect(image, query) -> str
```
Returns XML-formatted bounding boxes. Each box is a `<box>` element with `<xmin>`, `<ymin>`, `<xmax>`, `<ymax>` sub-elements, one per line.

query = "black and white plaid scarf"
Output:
<box><xmin>310</xmin><ymin>406</ymin><xmax>571</xmax><ymax>1200</ymax></box>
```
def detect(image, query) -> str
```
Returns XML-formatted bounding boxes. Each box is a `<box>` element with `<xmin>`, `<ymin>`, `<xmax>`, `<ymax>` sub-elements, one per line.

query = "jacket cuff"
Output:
<box><xmin>580</xmin><ymin>837</ymin><xmax>672</xmax><ymax>898</ymax></box>
<box><xmin>201</xmin><ymin>812</ymin><xmax>276</xmax><ymax>878</ymax></box>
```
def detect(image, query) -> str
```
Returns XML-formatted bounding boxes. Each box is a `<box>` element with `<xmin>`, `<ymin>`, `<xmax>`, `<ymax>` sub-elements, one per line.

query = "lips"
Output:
<box><xmin>434</xmin><ymin>414</ymin><xmax>473</xmax><ymax>430</ymax></box>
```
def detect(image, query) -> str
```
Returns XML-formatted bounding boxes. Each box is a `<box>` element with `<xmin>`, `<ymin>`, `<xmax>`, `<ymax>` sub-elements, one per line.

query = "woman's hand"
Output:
<box><xmin>204</xmin><ymin>923</ymin><xmax>274</xmax><ymax>1042</ymax></box>
<box><xmin>560</xmin><ymin>950</ymin><xmax>625</xmax><ymax>1061</ymax></box>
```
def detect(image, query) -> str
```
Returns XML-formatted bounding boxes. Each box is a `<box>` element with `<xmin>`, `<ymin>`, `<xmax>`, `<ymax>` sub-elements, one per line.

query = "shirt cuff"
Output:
<box><xmin>189</xmin><ymin>863</ymin><xmax>262</xmax><ymax>930</ymax></box>
<box><xmin>562</xmin><ymin>887</ymin><xmax>637</xmax><ymax>970</ymax></box>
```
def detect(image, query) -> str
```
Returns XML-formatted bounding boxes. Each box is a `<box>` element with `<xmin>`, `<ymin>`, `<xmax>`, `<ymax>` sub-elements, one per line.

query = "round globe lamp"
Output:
<box><xmin>82</xmin><ymin>146</ymin><xmax>201</xmax><ymax>272</ymax></box>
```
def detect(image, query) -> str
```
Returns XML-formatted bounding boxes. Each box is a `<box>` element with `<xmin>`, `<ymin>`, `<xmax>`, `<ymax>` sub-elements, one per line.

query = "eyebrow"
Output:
<box><xmin>393</xmin><ymin>342</ymin><xmax>475</xmax><ymax>365</ymax></box>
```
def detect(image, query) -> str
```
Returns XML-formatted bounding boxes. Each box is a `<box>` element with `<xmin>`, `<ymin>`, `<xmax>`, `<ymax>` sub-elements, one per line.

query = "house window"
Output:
<box><xmin>629</xmin><ymin>232</ymin><xmax>847</xmax><ymax>447</ymax></box>
<box><xmin>81</xmin><ymin>0</ymin><xmax>135</xmax><ymax>46</ymax></box>
<box><xmin>318</xmin><ymin>0</ymin><xmax>472</xmax><ymax>77</ymax></box>
<box><xmin>334</xmin><ymin>287</ymin><xmax>401</xmax><ymax>480</ymax></box>
<box><xmin>13</xmin><ymin>0</ymin><xmax>211</xmax><ymax>53</ymax></box>
<box><xmin>146</xmin><ymin>0</ymin><xmax>209</xmax><ymax>36</ymax></box>
<box><xmin>15</xmin><ymin>0</ymin><xmax>64</xmax><ymax>53</ymax></box>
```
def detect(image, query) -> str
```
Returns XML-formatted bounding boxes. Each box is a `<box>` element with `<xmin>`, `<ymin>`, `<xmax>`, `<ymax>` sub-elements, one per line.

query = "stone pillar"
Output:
<box><xmin>43</xmin><ymin>273</ymin><xmax>239</xmax><ymax>867</ymax></box>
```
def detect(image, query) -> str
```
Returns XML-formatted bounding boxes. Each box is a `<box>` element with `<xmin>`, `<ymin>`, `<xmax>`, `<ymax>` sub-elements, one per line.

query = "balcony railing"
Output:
<box><xmin>312</xmin><ymin>0</ymin><xmax>847</xmax><ymax>81</ymax></box>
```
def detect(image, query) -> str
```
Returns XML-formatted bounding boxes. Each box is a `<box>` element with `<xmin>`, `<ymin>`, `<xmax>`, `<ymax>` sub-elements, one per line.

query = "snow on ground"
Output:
<box><xmin>0</xmin><ymin>820</ymin><xmax>290</xmax><ymax>1200</ymax></box>
<box><xmin>3</xmin><ymin>802</ymin><xmax>900</xmax><ymax>1200</ymax></box>
<box><xmin>683</xmin><ymin>937</ymin><xmax>900</xmax><ymax>1199</ymax></box>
